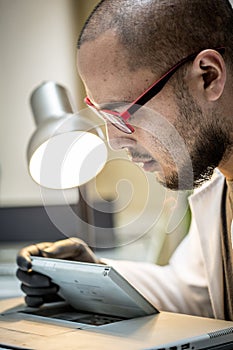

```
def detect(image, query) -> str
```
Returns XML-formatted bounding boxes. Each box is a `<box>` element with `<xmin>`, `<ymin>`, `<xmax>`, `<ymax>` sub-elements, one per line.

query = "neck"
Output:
<box><xmin>219</xmin><ymin>148</ymin><xmax>233</xmax><ymax>180</ymax></box>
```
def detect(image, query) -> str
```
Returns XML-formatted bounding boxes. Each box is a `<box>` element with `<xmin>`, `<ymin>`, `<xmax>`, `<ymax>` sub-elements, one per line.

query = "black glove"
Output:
<box><xmin>16</xmin><ymin>237</ymin><xmax>100</xmax><ymax>307</ymax></box>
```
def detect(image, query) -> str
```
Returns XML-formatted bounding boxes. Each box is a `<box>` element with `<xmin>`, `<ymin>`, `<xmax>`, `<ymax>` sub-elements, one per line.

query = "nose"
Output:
<box><xmin>106</xmin><ymin>123</ymin><xmax>123</xmax><ymax>150</ymax></box>
<box><xmin>106</xmin><ymin>123</ymin><xmax>135</xmax><ymax>151</ymax></box>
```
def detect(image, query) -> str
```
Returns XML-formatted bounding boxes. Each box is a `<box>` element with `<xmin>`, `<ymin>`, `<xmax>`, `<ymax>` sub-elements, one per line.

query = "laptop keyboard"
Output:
<box><xmin>20</xmin><ymin>302</ymin><xmax>126</xmax><ymax>326</ymax></box>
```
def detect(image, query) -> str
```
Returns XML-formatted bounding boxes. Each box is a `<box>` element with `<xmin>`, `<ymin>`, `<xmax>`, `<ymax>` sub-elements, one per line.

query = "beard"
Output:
<box><xmin>158</xmin><ymin>83</ymin><xmax>230</xmax><ymax>191</ymax></box>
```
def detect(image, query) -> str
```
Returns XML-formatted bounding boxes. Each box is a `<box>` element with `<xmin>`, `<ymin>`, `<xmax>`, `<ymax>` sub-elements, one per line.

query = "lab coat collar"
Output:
<box><xmin>188</xmin><ymin>169</ymin><xmax>225</xmax><ymax>319</ymax></box>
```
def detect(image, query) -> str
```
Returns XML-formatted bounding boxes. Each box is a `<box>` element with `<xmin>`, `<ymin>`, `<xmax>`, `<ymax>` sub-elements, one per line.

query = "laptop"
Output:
<box><xmin>30</xmin><ymin>256</ymin><xmax>158</xmax><ymax>322</ymax></box>
<box><xmin>3</xmin><ymin>256</ymin><xmax>232</xmax><ymax>350</ymax></box>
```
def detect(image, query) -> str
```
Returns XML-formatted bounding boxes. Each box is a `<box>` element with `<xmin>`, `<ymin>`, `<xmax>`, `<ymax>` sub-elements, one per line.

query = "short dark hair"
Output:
<box><xmin>78</xmin><ymin>0</ymin><xmax>233</xmax><ymax>74</ymax></box>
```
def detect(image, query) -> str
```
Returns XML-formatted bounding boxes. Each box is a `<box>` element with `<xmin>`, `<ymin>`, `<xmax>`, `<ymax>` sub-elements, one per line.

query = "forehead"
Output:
<box><xmin>77</xmin><ymin>30</ymin><xmax>155</xmax><ymax>106</ymax></box>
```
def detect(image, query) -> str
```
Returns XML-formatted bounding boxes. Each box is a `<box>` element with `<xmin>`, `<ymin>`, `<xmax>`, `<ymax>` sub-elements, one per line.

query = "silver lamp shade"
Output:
<box><xmin>27</xmin><ymin>81</ymin><xmax>108</xmax><ymax>189</ymax></box>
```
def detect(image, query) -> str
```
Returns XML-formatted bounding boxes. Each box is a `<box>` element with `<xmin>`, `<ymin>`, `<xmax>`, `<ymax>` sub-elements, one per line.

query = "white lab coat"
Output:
<box><xmin>103</xmin><ymin>170</ymin><xmax>226</xmax><ymax>319</ymax></box>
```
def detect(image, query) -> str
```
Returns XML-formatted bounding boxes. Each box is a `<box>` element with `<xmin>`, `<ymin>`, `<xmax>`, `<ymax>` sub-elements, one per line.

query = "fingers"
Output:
<box><xmin>15</xmin><ymin>238</ymin><xmax>101</xmax><ymax>308</ymax></box>
<box><xmin>16</xmin><ymin>242</ymin><xmax>53</xmax><ymax>271</ymax></box>
<box><xmin>16</xmin><ymin>245</ymin><xmax>40</xmax><ymax>271</ymax></box>
<box><xmin>39</xmin><ymin>237</ymin><xmax>87</xmax><ymax>258</ymax></box>
<box><xmin>16</xmin><ymin>269</ymin><xmax>51</xmax><ymax>287</ymax></box>
<box><xmin>16</xmin><ymin>240</ymin><xmax>69</xmax><ymax>308</ymax></box>
<box><xmin>25</xmin><ymin>292</ymin><xmax>63</xmax><ymax>307</ymax></box>
<box><xmin>21</xmin><ymin>284</ymin><xmax>58</xmax><ymax>296</ymax></box>
<box><xmin>72</xmin><ymin>242</ymin><xmax>100</xmax><ymax>263</ymax></box>
<box><xmin>16</xmin><ymin>238</ymin><xmax>100</xmax><ymax>268</ymax></box>
<box><xmin>17</xmin><ymin>269</ymin><xmax>62</xmax><ymax>307</ymax></box>
<box><xmin>40</xmin><ymin>237</ymin><xmax>100</xmax><ymax>263</ymax></box>
<box><xmin>25</xmin><ymin>294</ymin><xmax>63</xmax><ymax>307</ymax></box>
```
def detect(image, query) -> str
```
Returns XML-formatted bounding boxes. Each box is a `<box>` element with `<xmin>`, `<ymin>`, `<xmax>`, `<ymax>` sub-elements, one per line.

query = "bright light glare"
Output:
<box><xmin>29</xmin><ymin>131</ymin><xmax>108</xmax><ymax>189</ymax></box>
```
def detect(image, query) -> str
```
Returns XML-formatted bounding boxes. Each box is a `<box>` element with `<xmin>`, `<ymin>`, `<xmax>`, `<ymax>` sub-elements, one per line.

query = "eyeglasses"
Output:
<box><xmin>84</xmin><ymin>47</ymin><xmax>225</xmax><ymax>134</ymax></box>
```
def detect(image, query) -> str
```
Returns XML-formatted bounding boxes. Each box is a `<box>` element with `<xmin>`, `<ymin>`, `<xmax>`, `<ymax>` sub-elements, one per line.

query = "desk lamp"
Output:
<box><xmin>27</xmin><ymin>81</ymin><xmax>108</xmax><ymax>189</ymax></box>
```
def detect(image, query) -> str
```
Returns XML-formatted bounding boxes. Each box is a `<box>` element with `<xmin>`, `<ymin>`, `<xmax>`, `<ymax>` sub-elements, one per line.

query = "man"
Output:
<box><xmin>17</xmin><ymin>0</ymin><xmax>233</xmax><ymax>320</ymax></box>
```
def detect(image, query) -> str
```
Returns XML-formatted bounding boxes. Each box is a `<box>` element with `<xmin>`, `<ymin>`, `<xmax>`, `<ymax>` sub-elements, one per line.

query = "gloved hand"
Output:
<box><xmin>16</xmin><ymin>237</ymin><xmax>101</xmax><ymax>307</ymax></box>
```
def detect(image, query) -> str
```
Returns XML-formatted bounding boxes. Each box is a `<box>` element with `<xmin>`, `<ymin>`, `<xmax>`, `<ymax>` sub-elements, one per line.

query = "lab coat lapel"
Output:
<box><xmin>189</xmin><ymin>171</ymin><xmax>225</xmax><ymax>319</ymax></box>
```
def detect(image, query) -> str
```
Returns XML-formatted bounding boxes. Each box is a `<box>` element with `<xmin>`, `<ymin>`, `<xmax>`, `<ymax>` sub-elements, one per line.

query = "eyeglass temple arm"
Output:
<box><xmin>127</xmin><ymin>47</ymin><xmax>225</xmax><ymax>116</ymax></box>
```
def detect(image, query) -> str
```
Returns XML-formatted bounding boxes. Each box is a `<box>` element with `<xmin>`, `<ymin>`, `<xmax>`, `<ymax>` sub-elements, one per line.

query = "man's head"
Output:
<box><xmin>77</xmin><ymin>0</ymin><xmax>233</xmax><ymax>190</ymax></box>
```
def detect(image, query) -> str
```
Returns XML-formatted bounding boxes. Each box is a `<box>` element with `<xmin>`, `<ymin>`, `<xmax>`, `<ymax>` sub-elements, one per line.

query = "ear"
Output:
<box><xmin>191</xmin><ymin>49</ymin><xmax>226</xmax><ymax>101</ymax></box>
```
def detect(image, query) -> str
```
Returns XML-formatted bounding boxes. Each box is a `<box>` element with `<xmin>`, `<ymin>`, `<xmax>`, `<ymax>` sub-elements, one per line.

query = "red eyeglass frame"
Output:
<box><xmin>84</xmin><ymin>47</ymin><xmax>225</xmax><ymax>134</ymax></box>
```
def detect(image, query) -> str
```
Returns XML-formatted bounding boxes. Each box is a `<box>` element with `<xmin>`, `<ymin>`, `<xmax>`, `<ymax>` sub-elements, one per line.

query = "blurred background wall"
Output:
<box><xmin>0</xmin><ymin>0</ymin><xmax>81</xmax><ymax>206</ymax></box>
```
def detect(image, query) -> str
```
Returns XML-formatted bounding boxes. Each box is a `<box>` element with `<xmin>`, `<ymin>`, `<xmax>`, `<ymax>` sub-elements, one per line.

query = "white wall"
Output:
<box><xmin>0</xmin><ymin>0</ymin><xmax>82</xmax><ymax>206</ymax></box>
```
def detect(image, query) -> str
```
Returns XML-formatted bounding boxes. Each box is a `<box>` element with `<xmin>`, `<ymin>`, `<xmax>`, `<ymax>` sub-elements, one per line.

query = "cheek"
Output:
<box><xmin>144</xmin><ymin>87</ymin><xmax>179</xmax><ymax>125</ymax></box>
<box><xmin>134</xmin><ymin>122</ymin><xmax>185</xmax><ymax>166</ymax></box>
<box><xmin>130</xmin><ymin>107</ymin><xmax>176</xmax><ymax>144</ymax></box>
